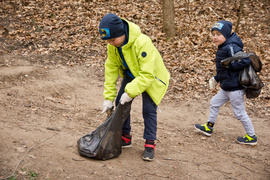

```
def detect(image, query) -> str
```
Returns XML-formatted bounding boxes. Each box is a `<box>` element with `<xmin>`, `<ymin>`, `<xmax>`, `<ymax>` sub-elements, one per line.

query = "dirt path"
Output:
<box><xmin>0</xmin><ymin>55</ymin><xmax>269</xmax><ymax>180</ymax></box>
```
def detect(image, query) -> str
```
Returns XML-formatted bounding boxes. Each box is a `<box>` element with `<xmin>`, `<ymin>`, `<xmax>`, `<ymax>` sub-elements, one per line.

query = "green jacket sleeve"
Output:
<box><xmin>103</xmin><ymin>46</ymin><xmax>122</xmax><ymax>102</ymax></box>
<box><xmin>124</xmin><ymin>35</ymin><xmax>157</xmax><ymax>98</ymax></box>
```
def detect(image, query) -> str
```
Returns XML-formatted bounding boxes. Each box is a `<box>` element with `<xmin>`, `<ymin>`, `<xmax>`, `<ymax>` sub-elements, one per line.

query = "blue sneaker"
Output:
<box><xmin>194</xmin><ymin>123</ymin><xmax>213</xmax><ymax>136</ymax></box>
<box><xmin>142</xmin><ymin>140</ymin><xmax>155</xmax><ymax>161</ymax></box>
<box><xmin>237</xmin><ymin>134</ymin><xmax>257</xmax><ymax>146</ymax></box>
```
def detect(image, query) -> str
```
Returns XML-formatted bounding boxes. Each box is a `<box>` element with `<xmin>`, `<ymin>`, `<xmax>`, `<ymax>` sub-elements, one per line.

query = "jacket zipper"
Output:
<box><xmin>155</xmin><ymin>76</ymin><xmax>166</xmax><ymax>86</ymax></box>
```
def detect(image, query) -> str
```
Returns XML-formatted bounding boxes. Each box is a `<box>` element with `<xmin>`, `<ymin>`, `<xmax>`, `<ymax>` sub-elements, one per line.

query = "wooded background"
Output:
<box><xmin>0</xmin><ymin>0</ymin><xmax>269</xmax><ymax>117</ymax></box>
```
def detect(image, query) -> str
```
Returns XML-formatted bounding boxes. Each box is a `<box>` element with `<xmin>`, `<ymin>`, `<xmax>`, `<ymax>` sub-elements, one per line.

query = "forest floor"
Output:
<box><xmin>0</xmin><ymin>0</ymin><xmax>269</xmax><ymax>179</ymax></box>
<box><xmin>0</xmin><ymin>53</ymin><xmax>269</xmax><ymax>180</ymax></box>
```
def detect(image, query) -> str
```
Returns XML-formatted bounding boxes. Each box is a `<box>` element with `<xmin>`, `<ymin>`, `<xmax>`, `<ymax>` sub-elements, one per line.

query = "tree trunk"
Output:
<box><xmin>163</xmin><ymin>0</ymin><xmax>176</xmax><ymax>38</ymax></box>
<box><xmin>235</xmin><ymin>0</ymin><xmax>244</xmax><ymax>33</ymax></box>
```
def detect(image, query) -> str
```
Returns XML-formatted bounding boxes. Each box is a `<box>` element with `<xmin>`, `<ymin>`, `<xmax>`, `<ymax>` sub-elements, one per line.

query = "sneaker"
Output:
<box><xmin>194</xmin><ymin>123</ymin><xmax>213</xmax><ymax>136</ymax></box>
<box><xmin>121</xmin><ymin>133</ymin><xmax>132</xmax><ymax>148</ymax></box>
<box><xmin>237</xmin><ymin>134</ymin><xmax>257</xmax><ymax>146</ymax></box>
<box><xmin>142</xmin><ymin>140</ymin><xmax>155</xmax><ymax>161</ymax></box>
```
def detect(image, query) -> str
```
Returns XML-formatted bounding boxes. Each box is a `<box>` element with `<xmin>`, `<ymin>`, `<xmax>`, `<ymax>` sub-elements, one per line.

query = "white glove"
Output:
<box><xmin>101</xmin><ymin>100</ymin><xmax>113</xmax><ymax>114</ymax></box>
<box><xmin>120</xmin><ymin>92</ymin><xmax>133</xmax><ymax>105</ymax></box>
<box><xmin>209</xmin><ymin>77</ymin><xmax>217</xmax><ymax>90</ymax></box>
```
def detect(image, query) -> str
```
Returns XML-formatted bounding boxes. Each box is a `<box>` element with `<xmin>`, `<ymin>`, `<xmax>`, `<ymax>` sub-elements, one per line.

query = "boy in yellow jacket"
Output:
<box><xmin>99</xmin><ymin>13</ymin><xmax>170</xmax><ymax>161</ymax></box>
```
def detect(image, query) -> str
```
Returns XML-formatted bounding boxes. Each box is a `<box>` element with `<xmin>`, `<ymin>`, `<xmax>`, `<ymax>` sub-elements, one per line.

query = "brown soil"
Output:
<box><xmin>0</xmin><ymin>0</ymin><xmax>269</xmax><ymax>179</ymax></box>
<box><xmin>0</xmin><ymin>54</ymin><xmax>269</xmax><ymax>180</ymax></box>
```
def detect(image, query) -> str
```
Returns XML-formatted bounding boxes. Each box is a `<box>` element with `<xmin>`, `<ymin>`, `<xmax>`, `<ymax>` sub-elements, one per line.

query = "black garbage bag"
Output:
<box><xmin>77</xmin><ymin>102</ymin><xmax>131</xmax><ymax>160</ymax></box>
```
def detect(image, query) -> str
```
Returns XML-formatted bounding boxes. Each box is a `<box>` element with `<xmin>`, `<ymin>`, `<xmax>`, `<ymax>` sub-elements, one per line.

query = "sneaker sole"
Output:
<box><xmin>237</xmin><ymin>141</ymin><xmax>257</xmax><ymax>146</ymax></box>
<box><xmin>194</xmin><ymin>125</ymin><xmax>212</xmax><ymax>137</ymax></box>
<box><xmin>142</xmin><ymin>156</ymin><xmax>154</xmax><ymax>161</ymax></box>
<box><xmin>121</xmin><ymin>144</ymin><xmax>132</xmax><ymax>149</ymax></box>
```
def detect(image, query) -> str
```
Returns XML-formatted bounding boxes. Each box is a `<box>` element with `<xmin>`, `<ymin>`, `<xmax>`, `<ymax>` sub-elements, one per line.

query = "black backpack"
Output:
<box><xmin>221</xmin><ymin>51</ymin><xmax>264</xmax><ymax>98</ymax></box>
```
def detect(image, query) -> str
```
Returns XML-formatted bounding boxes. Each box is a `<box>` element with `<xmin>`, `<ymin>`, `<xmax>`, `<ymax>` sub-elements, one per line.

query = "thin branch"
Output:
<box><xmin>1</xmin><ymin>134</ymin><xmax>57</xmax><ymax>180</ymax></box>
<box><xmin>1</xmin><ymin>94</ymin><xmax>78</xmax><ymax>180</ymax></box>
<box><xmin>209</xmin><ymin>7</ymin><xmax>221</xmax><ymax>19</ymax></box>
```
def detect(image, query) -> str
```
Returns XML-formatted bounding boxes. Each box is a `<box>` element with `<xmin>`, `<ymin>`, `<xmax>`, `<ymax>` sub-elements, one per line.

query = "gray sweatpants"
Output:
<box><xmin>208</xmin><ymin>89</ymin><xmax>255</xmax><ymax>136</ymax></box>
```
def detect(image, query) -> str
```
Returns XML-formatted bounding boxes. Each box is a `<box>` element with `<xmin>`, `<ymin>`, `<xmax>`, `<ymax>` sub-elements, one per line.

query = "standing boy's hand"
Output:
<box><xmin>120</xmin><ymin>92</ymin><xmax>132</xmax><ymax>105</ymax></box>
<box><xmin>102</xmin><ymin>100</ymin><xmax>113</xmax><ymax>114</ymax></box>
<box><xmin>209</xmin><ymin>77</ymin><xmax>217</xmax><ymax>90</ymax></box>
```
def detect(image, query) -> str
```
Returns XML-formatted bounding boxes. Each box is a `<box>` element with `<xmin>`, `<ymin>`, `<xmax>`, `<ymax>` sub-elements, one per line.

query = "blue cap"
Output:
<box><xmin>211</xmin><ymin>20</ymin><xmax>232</xmax><ymax>39</ymax></box>
<box><xmin>99</xmin><ymin>13</ymin><xmax>125</xmax><ymax>40</ymax></box>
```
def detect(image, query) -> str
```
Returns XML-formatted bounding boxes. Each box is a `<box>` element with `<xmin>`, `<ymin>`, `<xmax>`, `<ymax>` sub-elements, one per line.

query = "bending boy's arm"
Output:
<box><xmin>103</xmin><ymin>47</ymin><xmax>122</xmax><ymax>102</ymax></box>
<box><xmin>125</xmin><ymin>37</ymin><xmax>157</xmax><ymax>98</ymax></box>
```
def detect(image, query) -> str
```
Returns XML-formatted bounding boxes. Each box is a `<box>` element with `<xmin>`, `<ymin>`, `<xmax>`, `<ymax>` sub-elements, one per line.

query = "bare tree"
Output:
<box><xmin>162</xmin><ymin>0</ymin><xmax>176</xmax><ymax>38</ymax></box>
<box><xmin>235</xmin><ymin>0</ymin><xmax>244</xmax><ymax>33</ymax></box>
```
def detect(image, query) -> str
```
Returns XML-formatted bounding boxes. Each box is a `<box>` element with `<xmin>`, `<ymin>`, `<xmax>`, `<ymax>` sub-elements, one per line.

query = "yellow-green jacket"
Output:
<box><xmin>103</xmin><ymin>19</ymin><xmax>170</xmax><ymax>105</ymax></box>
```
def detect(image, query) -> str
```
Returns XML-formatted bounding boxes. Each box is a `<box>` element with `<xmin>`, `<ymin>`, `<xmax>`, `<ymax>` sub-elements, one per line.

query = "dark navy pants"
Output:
<box><xmin>115</xmin><ymin>74</ymin><xmax>157</xmax><ymax>141</ymax></box>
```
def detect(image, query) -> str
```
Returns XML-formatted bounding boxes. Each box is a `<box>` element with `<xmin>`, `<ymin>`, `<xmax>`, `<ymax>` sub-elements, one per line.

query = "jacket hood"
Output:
<box><xmin>122</xmin><ymin>19</ymin><xmax>141</xmax><ymax>49</ymax></box>
<box><xmin>223</xmin><ymin>32</ymin><xmax>243</xmax><ymax>48</ymax></box>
